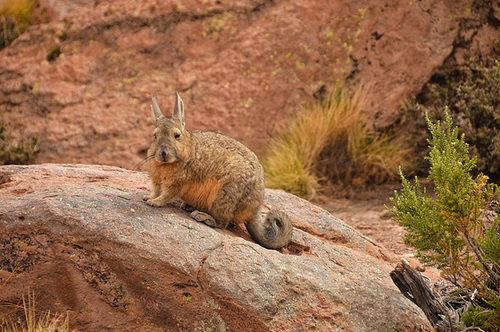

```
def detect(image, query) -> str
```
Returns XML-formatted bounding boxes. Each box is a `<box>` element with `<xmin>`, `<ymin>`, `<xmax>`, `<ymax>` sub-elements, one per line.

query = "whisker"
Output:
<box><xmin>135</xmin><ymin>152</ymin><xmax>198</xmax><ymax>177</ymax></box>
<box><xmin>133</xmin><ymin>155</ymin><xmax>154</xmax><ymax>171</ymax></box>
<box><xmin>176</xmin><ymin>154</ymin><xmax>199</xmax><ymax>178</ymax></box>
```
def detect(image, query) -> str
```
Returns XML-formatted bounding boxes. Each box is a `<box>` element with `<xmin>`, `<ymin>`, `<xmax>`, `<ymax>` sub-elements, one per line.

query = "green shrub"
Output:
<box><xmin>0</xmin><ymin>0</ymin><xmax>34</xmax><ymax>49</ymax></box>
<box><xmin>461</xmin><ymin>298</ymin><xmax>500</xmax><ymax>332</ymax></box>
<box><xmin>401</xmin><ymin>57</ymin><xmax>500</xmax><ymax>179</ymax></box>
<box><xmin>389</xmin><ymin>111</ymin><xmax>500</xmax><ymax>330</ymax></box>
<box><xmin>262</xmin><ymin>83</ymin><xmax>408</xmax><ymax>198</ymax></box>
<box><xmin>0</xmin><ymin>123</ymin><xmax>39</xmax><ymax>165</ymax></box>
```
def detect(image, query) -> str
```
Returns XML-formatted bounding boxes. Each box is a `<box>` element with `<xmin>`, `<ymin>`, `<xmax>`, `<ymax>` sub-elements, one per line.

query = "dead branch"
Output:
<box><xmin>390</xmin><ymin>259</ymin><xmax>460</xmax><ymax>331</ymax></box>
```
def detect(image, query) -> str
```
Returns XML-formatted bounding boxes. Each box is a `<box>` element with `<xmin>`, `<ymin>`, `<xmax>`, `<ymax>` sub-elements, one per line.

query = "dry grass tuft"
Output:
<box><xmin>0</xmin><ymin>0</ymin><xmax>34</xmax><ymax>49</ymax></box>
<box><xmin>1</xmin><ymin>289</ymin><xmax>73</xmax><ymax>332</ymax></box>
<box><xmin>263</xmin><ymin>83</ymin><xmax>409</xmax><ymax>199</ymax></box>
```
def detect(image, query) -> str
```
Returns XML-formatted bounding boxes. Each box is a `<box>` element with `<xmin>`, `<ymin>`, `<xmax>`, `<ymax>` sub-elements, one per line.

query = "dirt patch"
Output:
<box><xmin>0</xmin><ymin>231</ymin><xmax>155</xmax><ymax>330</ymax></box>
<box><xmin>0</xmin><ymin>230</ymin><xmax>265</xmax><ymax>331</ymax></box>
<box><xmin>316</xmin><ymin>182</ymin><xmax>443</xmax><ymax>281</ymax></box>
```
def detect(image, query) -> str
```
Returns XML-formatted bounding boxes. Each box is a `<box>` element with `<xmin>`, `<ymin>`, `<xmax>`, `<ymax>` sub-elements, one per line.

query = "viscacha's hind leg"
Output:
<box><xmin>191</xmin><ymin>210</ymin><xmax>230</xmax><ymax>229</ymax></box>
<box><xmin>191</xmin><ymin>186</ymin><xmax>242</xmax><ymax>229</ymax></box>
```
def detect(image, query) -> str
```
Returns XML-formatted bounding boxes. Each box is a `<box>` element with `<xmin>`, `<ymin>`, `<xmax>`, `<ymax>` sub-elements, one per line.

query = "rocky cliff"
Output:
<box><xmin>0</xmin><ymin>164</ymin><xmax>431</xmax><ymax>331</ymax></box>
<box><xmin>1</xmin><ymin>0</ymin><xmax>498</xmax><ymax>169</ymax></box>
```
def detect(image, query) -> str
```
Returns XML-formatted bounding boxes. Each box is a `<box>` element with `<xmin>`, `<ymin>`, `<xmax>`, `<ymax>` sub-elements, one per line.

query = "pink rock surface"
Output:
<box><xmin>0</xmin><ymin>164</ymin><xmax>432</xmax><ymax>331</ymax></box>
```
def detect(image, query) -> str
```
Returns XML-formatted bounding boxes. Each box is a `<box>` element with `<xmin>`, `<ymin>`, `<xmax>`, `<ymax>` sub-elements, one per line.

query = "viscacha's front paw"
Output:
<box><xmin>146</xmin><ymin>197</ymin><xmax>166</xmax><ymax>207</ymax></box>
<box><xmin>143</xmin><ymin>194</ymin><xmax>154</xmax><ymax>201</ymax></box>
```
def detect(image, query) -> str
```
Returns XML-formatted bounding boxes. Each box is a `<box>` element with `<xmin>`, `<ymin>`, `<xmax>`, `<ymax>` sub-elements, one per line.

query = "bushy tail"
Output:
<box><xmin>245</xmin><ymin>210</ymin><xmax>293</xmax><ymax>249</ymax></box>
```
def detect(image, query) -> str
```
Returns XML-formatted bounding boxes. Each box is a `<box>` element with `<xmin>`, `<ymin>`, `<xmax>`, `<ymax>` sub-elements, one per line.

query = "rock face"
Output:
<box><xmin>0</xmin><ymin>164</ymin><xmax>431</xmax><ymax>331</ymax></box>
<box><xmin>1</xmin><ymin>0</ymin><xmax>498</xmax><ymax>169</ymax></box>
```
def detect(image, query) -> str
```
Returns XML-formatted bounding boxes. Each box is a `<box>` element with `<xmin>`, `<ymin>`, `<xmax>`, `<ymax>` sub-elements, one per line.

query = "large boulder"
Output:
<box><xmin>0</xmin><ymin>164</ymin><xmax>431</xmax><ymax>331</ymax></box>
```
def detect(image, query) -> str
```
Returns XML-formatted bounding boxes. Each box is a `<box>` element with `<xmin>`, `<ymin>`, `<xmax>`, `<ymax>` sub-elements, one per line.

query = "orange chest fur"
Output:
<box><xmin>149</xmin><ymin>161</ymin><xmax>221</xmax><ymax>212</ymax></box>
<box><xmin>178</xmin><ymin>179</ymin><xmax>222</xmax><ymax>212</ymax></box>
<box><xmin>149</xmin><ymin>162</ymin><xmax>179</xmax><ymax>187</ymax></box>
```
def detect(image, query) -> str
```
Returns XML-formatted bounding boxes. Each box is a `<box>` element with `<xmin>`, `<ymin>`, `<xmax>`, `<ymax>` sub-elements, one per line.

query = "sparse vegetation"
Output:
<box><xmin>1</xmin><ymin>289</ymin><xmax>72</xmax><ymax>332</ymax></box>
<box><xmin>389</xmin><ymin>112</ymin><xmax>500</xmax><ymax>331</ymax></box>
<box><xmin>401</xmin><ymin>57</ymin><xmax>500</xmax><ymax>180</ymax></box>
<box><xmin>0</xmin><ymin>0</ymin><xmax>34</xmax><ymax>49</ymax></box>
<box><xmin>262</xmin><ymin>83</ymin><xmax>408</xmax><ymax>198</ymax></box>
<box><xmin>0</xmin><ymin>239</ymin><xmax>74</xmax><ymax>332</ymax></box>
<box><xmin>0</xmin><ymin>123</ymin><xmax>39</xmax><ymax>165</ymax></box>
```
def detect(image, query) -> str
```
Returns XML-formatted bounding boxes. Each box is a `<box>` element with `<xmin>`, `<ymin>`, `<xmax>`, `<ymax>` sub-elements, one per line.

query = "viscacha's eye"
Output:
<box><xmin>174</xmin><ymin>133</ymin><xmax>181</xmax><ymax>139</ymax></box>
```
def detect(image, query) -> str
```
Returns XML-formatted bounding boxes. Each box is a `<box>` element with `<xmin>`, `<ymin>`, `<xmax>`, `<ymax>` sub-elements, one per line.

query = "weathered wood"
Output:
<box><xmin>390</xmin><ymin>259</ymin><xmax>459</xmax><ymax>331</ymax></box>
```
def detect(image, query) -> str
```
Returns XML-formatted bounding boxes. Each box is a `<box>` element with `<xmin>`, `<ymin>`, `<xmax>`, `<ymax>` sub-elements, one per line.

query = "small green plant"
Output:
<box><xmin>389</xmin><ymin>111</ymin><xmax>500</xmax><ymax>330</ymax></box>
<box><xmin>0</xmin><ymin>0</ymin><xmax>34</xmax><ymax>49</ymax></box>
<box><xmin>46</xmin><ymin>45</ymin><xmax>61</xmax><ymax>62</ymax></box>
<box><xmin>461</xmin><ymin>299</ymin><xmax>500</xmax><ymax>332</ymax></box>
<box><xmin>0</xmin><ymin>123</ymin><xmax>39</xmax><ymax>165</ymax></box>
<box><xmin>262</xmin><ymin>83</ymin><xmax>408</xmax><ymax>198</ymax></box>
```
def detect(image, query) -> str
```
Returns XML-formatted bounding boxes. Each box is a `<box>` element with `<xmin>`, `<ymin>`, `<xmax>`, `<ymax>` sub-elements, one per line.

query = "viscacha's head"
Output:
<box><xmin>150</xmin><ymin>93</ymin><xmax>187</xmax><ymax>164</ymax></box>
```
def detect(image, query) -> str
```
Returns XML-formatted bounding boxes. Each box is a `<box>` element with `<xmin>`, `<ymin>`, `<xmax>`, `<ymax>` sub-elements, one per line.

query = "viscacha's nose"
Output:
<box><xmin>160</xmin><ymin>150</ymin><xmax>167</xmax><ymax>161</ymax></box>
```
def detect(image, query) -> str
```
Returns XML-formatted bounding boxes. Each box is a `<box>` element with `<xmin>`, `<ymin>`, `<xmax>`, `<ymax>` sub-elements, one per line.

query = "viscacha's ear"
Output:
<box><xmin>151</xmin><ymin>95</ymin><xmax>163</xmax><ymax>123</ymax></box>
<box><xmin>173</xmin><ymin>92</ymin><xmax>185</xmax><ymax>129</ymax></box>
